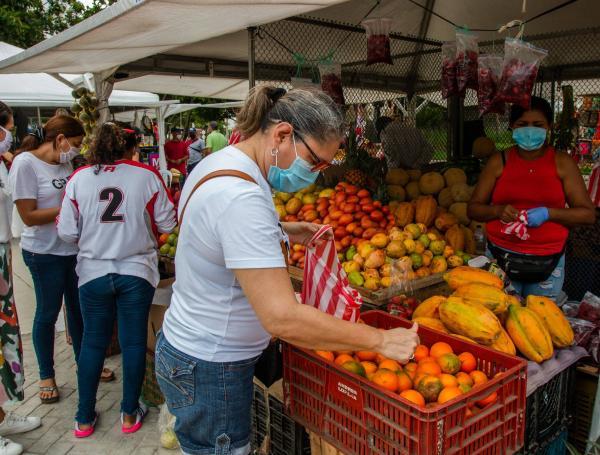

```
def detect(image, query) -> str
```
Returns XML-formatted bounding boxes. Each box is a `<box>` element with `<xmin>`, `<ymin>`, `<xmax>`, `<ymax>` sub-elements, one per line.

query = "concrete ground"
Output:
<box><xmin>7</xmin><ymin>241</ymin><xmax>174</xmax><ymax>455</ymax></box>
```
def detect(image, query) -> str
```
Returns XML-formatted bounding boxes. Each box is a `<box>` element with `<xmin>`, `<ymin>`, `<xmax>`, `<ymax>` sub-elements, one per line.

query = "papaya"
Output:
<box><xmin>438</xmin><ymin>296</ymin><xmax>502</xmax><ymax>345</ymax></box>
<box><xmin>415</xmin><ymin>196</ymin><xmax>437</xmax><ymax>227</ymax></box>
<box><xmin>395</xmin><ymin>202</ymin><xmax>414</xmax><ymax>227</ymax></box>
<box><xmin>412</xmin><ymin>296</ymin><xmax>446</xmax><ymax>320</ymax></box>
<box><xmin>412</xmin><ymin>317</ymin><xmax>448</xmax><ymax>334</ymax></box>
<box><xmin>450</xmin><ymin>333</ymin><xmax>477</xmax><ymax>344</ymax></box>
<box><xmin>526</xmin><ymin>295</ymin><xmax>574</xmax><ymax>348</ymax></box>
<box><xmin>445</xmin><ymin>224</ymin><xmax>465</xmax><ymax>252</ymax></box>
<box><xmin>461</xmin><ymin>225</ymin><xmax>476</xmax><ymax>255</ymax></box>
<box><xmin>489</xmin><ymin>327</ymin><xmax>517</xmax><ymax>356</ymax></box>
<box><xmin>452</xmin><ymin>282</ymin><xmax>510</xmax><ymax>314</ymax></box>
<box><xmin>443</xmin><ymin>266</ymin><xmax>503</xmax><ymax>290</ymax></box>
<box><xmin>505</xmin><ymin>304</ymin><xmax>554</xmax><ymax>363</ymax></box>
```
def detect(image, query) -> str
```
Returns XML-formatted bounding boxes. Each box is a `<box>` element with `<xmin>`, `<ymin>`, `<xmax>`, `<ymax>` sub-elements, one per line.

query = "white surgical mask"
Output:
<box><xmin>59</xmin><ymin>138</ymin><xmax>81</xmax><ymax>164</ymax></box>
<box><xmin>0</xmin><ymin>127</ymin><xmax>13</xmax><ymax>154</ymax></box>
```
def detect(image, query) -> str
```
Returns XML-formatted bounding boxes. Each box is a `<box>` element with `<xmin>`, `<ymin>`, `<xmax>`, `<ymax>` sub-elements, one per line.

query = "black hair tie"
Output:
<box><xmin>267</xmin><ymin>87</ymin><xmax>286</xmax><ymax>104</ymax></box>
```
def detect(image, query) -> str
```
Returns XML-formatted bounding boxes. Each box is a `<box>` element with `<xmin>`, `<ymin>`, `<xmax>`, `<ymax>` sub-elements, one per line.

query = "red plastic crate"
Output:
<box><xmin>283</xmin><ymin>310</ymin><xmax>527</xmax><ymax>455</ymax></box>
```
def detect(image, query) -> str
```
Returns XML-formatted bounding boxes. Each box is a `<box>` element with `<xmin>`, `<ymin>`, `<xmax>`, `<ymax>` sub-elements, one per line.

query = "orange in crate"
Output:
<box><xmin>430</xmin><ymin>341</ymin><xmax>453</xmax><ymax>359</ymax></box>
<box><xmin>416</xmin><ymin>361</ymin><xmax>442</xmax><ymax>377</ymax></box>
<box><xmin>395</xmin><ymin>371</ymin><xmax>413</xmax><ymax>392</ymax></box>
<box><xmin>355</xmin><ymin>351</ymin><xmax>377</xmax><ymax>361</ymax></box>
<box><xmin>378</xmin><ymin>359</ymin><xmax>401</xmax><ymax>372</ymax></box>
<box><xmin>438</xmin><ymin>386</ymin><xmax>462</xmax><ymax>404</ymax></box>
<box><xmin>371</xmin><ymin>369</ymin><xmax>398</xmax><ymax>392</ymax></box>
<box><xmin>470</xmin><ymin>370</ymin><xmax>489</xmax><ymax>387</ymax></box>
<box><xmin>458</xmin><ymin>352</ymin><xmax>477</xmax><ymax>373</ymax></box>
<box><xmin>455</xmin><ymin>372</ymin><xmax>474</xmax><ymax>387</ymax></box>
<box><xmin>439</xmin><ymin>373</ymin><xmax>459</xmax><ymax>388</ymax></box>
<box><xmin>413</xmin><ymin>345</ymin><xmax>430</xmax><ymax>362</ymax></box>
<box><xmin>399</xmin><ymin>389</ymin><xmax>425</xmax><ymax>407</ymax></box>
<box><xmin>315</xmin><ymin>351</ymin><xmax>334</xmax><ymax>362</ymax></box>
<box><xmin>334</xmin><ymin>354</ymin><xmax>354</xmax><ymax>366</ymax></box>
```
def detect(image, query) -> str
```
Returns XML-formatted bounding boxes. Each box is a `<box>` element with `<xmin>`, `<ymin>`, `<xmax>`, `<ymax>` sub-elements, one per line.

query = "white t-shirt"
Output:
<box><xmin>0</xmin><ymin>161</ymin><xmax>12</xmax><ymax>244</ymax></box>
<box><xmin>57</xmin><ymin>160</ymin><xmax>177</xmax><ymax>287</ymax></box>
<box><xmin>8</xmin><ymin>152</ymin><xmax>77</xmax><ymax>255</ymax></box>
<box><xmin>162</xmin><ymin>146</ymin><xmax>287</xmax><ymax>362</ymax></box>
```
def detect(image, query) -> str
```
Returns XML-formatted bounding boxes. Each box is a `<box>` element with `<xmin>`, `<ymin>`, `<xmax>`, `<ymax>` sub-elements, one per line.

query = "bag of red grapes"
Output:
<box><xmin>497</xmin><ymin>38</ymin><xmax>548</xmax><ymax>109</ymax></box>
<box><xmin>319</xmin><ymin>61</ymin><xmax>345</xmax><ymax>105</ymax></box>
<box><xmin>362</xmin><ymin>18</ymin><xmax>393</xmax><ymax>66</ymax></box>
<box><xmin>477</xmin><ymin>54</ymin><xmax>505</xmax><ymax>116</ymax></box>
<box><xmin>441</xmin><ymin>42</ymin><xmax>458</xmax><ymax>99</ymax></box>
<box><xmin>456</xmin><ymin>31</ymin><xmax>479</xmax><ymax>94</ymax></box>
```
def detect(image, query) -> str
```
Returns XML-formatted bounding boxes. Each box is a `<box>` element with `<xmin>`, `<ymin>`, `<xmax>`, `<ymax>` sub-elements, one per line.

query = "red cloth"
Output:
<box><xmin>229</xmin><ymin>130</ymin><xmax>242</xmax><ymax>145</ymax></box>
<box><xmin>588</xmin><ymin>163</ymin><xmax>600</xmax><ymax>208</ymax></box>
<box><xmin>164</xmin><ymin>140</ymin><xmax>188</xmax><ymax>175</ymax></box>
<box><xmin>487</xmin><ymin>146</ymin><xmax>568</xmax><ymax>255</ymax></box>
<box><xmin>501</xmin><ymin>210</ymin><xmax>530</xmax><ymax>240</ymax></box>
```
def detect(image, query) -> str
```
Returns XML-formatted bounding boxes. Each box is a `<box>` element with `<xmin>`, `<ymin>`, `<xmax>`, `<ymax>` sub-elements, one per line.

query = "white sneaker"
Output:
<box><xmin>0</xmin><ymin>436</ymin><xmax>22</xmax><ymax>455</ymax></box>
<box><xmin>0</xmin><ymin>412</ymin><xmax>41</xmax><ymax>436</ymax></box>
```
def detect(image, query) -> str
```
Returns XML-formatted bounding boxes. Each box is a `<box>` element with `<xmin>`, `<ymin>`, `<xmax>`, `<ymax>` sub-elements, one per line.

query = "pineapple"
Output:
<box><xmin>344</xmin><ymin>169</ymin><xmax>368</xmax><ymax>187</ymax></box>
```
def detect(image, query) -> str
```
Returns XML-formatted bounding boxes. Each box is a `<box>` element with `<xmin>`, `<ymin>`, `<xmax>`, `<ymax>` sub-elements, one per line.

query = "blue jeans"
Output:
<box><xmin>155</xmin><ymin>332</ymin><xmax>258</xmax><ymax>455</ymax></box>
<box><xmin>22</xmin><ymin>250</ymin><xmax>83</xmax><ymax>380</ymax></box>
<box><xmin>76</xmin><ymin>274</ymin><xmax>155</xmax><ymax>424</ymax></box>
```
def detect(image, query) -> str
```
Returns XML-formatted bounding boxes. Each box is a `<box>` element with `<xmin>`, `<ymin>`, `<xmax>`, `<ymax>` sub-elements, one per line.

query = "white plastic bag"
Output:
<box><xmin>158</xmin><ymin>404</ymin><xmax>179</xmax><ymax>450</ymax></box>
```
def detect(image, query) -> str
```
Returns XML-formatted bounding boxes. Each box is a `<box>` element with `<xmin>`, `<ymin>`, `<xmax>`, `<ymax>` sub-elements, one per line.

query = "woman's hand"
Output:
<box><xmin>496</xmin><ymin>204</ymin><xmax>519</xmax><ymax>223</ymax></box>
<box><xmin>375</xmin><ymin>323</ymin><xmax>419</xmax><ymax>364</ymax></box>
<box><xmin>282</xmin><ymin>222</ymin><xmax>332</xmax><ymax>247</ymax></box>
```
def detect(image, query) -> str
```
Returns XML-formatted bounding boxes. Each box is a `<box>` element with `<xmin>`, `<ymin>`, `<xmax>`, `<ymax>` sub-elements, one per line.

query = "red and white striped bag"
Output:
<box><xmin>301</xmin><ymin>226</ymin><xmax>362</xmax><ymax>322</ymax></box>
<box><xmin>588</xmin><ymin>163</ymin><xmax>600</xmax><ymax>208</ymax></box>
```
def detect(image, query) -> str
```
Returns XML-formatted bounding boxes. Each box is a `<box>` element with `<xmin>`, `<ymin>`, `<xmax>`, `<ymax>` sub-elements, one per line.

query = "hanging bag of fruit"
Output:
<box><xmin>477</xmin><ymin>54</ymin><xmax>506</xmax><ymax>116</ymax></box>
<box><xmin>319</xmin><ymin>60</ymin><xmax>345</xmax><ymax>105</ymax></box>
<box><xmin>496</xmin><ymin>37</ymin><xmax>547</xmax><ymax>109</ymax></box>
<box><xmin>301</xmin><ymin>225</ymin><xmax>362</xmax><ymax>321</ymax></box>
<box><xmin>362</xmin><ymin>18</ymin><xmax>394</xmax><ymax>66</ymax></box>
<box><xmin>441</xmin><ymin>41</ymin><xmax>459</xmax><ymax>99</ymax></box>
<box><xmin>455</xmin><ymin>30</ymin><xmax>479</xmax><ymax>94</ymax></box>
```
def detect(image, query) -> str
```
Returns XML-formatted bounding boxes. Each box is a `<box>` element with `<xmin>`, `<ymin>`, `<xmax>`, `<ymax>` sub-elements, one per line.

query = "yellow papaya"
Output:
<box><xmin>526</xmin><ymin>295</ymin><xmax>574</xmax><ymax>348</ymax></box>
<box><xmin>443</xmin><ymin>266</ymin><xmax>503</xmax><ymax>290</ymax></box>
<box><xmin>452</xmin><ymin>282</ymin><xmax>510</xmax><ymax>314</ymax></box>
<box><xmin>438</xmin><ymin>296</ymin><xmax>502</xmax><ymax>345</ymax></box>
<box><xmin>450</xmin><ymin>334</ymin><xmax>478</xmax><ymax>345</ymax></box>
<box><xmin>412</xmin><ymin>296</ymin><xmax>446</xmax><ymax>320</ymax></box>
<box><xmin>412</xmin><ymin>317</ymin><xmax>448</xmax><ymax>334</ymax></box>
<box><xmin>505</xmin><ymin>304</ymin><xmax>554</xmax><ymax>363</ymax></box>
<box><xmin>489</xmin><ymin>328</ymin><xmax>517</xmax><ymax>356</ymax></box>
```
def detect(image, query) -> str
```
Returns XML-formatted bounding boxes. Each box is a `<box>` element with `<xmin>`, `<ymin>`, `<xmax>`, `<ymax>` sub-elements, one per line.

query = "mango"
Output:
<box><xmin>371</xmin><ymin>233</ymin><xmax>389</xmax><ymax>248</ymax></box>
<box><xmin>348</xmin><ymin>271</ymin><xmax>364</xmax><ymax>287</ymax></box>
<box><xmin>365</xmin><ymin>250</ymin><xmax>386</xmax><ymax>269</ymax></box>
<box><xmin>404</xmin><ymin>223</ymin><xmax>422</xmax><ymax>239</ymax></box>
<box><xmin>275</xmin><ymin>191</ymin><xmax>292</xmax><ymax>202</ymax></box>
<box><xmin>430</xmin><ymin>239</ymin><xmax>446</xmax><ymax>255</ymax></box>
<box><xmin>386</xmin><ymin>240</ymin><xmax>406</xmax><ymax>259</ymax></box>
<box><xmin>358</xmin><ymin>242</ymin><xmax>376</xmax><ymax>259</ymax></box>
<box><xmin>285</xmin><ymin>197</ymin><xmax>302</xmax><ymax>215</ymax></box>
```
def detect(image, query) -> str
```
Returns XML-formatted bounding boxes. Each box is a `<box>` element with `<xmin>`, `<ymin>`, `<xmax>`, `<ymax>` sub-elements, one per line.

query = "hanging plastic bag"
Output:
<box><xmin>301</xmin><ymin>226</ymin><xmax>362</xmax><ymax>322</ymax></box>
<box><xmin>158</xmin><ymin>404</ymin><xmax>179</xmax><ymax>450</ymax></box>
<box><xmin>319</xmin><ymin>61</ymin><xmax>345</xmax><ymax>105</ymax></box>
<box><xmin>497</xmin><ymin>38</ymin><xmax>548</xmax><ymax>109</ymax></box>
<box><xmin>456</xmin><ymin>31</ymin><xmax>479</xmax><ymax>93</ymax></box>
<box><xmin>477</xmin><ymin>54</ymin><xmax>505</xmax><ymax>116</ymax></box>
<box><xmin>441</xmin><ymin>42</ymin><xmax>458</xmax><ymax>99</ymax></box>
<box><xmin>362</xmin><ymin>18</ymin><xmax>393</xmax><ymax>66</ymax></box>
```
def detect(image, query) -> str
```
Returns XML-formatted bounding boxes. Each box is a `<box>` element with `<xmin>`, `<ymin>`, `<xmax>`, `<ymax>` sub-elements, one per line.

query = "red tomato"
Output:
<box><xmin>334</xmin><ymin>227</ymin><xmax>347</xmax><ymax>239</ymax></box>
<box><xmin>346</xmin><ymin>222</ymin><xmax>358</xmax><ymax>234</ymax></box>
<box><xmin>338</xmin><ymin>214</ymin><xmax>353</xmax><ymax>226</ymax></box>
<box><xmin>345</xmin><ymin>185</ymin><xmax>359</xmax><ymax>195</ymax></box>
<box><xmin>357</xmin><ymin>189</ymin><xmax>370</xmax><ymax>198</ymax></box>
<box><xmin>370</xmin><ymin>210</ymin><xmax>384</xmax><ymax>221</ymax></box>
<box><xmin>353</xmin><ymin>226</ymin><xmax>364</xmax><ymax>237</ymax></box>
<box><xmin>373</xmin><ymin>201</ymin><xmax>382</xmax><ymax>208</ymax></box>
<box><xmin>330</xmin><ymin>210</ymin><xmax>343</xmax><ymax>220</ymax></box>
<box><xmin>340</xmin><ymin>236</ymin><xmax>352</xmax><ymax>248</ymax></box>
<box><xmin>362</xmin><ymin>228</ymin><xmax>377</xmax><ymax>239</ymax></box>
<box><xmin>334</xmin><ymin>192</ymin><xmax>346</xmax><ymax>205</ymax></box>
<box><xmin>304</xmin><ymin>210</ymin><xmax>318</xmax><ymax>222</ymax></box>
<box><xmin>362</xmin><ymin>204</ymin><xmax>375</xmax><ymax>213</ymax></box>
<box><xmin>342</xmin><ymin>203</ymin><xmax>356</xmax><ymax>214</ymax></box>
<box><xmin>346</xmin><ymin>195</ymin><xmax>359</xmax><ymax>204</ymax></box>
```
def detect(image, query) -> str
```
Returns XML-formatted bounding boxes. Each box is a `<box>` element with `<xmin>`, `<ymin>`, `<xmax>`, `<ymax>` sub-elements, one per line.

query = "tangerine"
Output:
<box><xmin>334</xmin><ymin>354</ymin><xmax>355</xmax><ymax>366</ymax></box>
<box><xmin>430</xmin><ymin>342</ymin><xmax>453</xmax><ymax>359</ymax></box>
<box><xmin>399</xmin><ymin>390</ymin><xmax>425</xmax><ymax>407</ymax></box>
<box><xmin>458</xmin><ymin>383</ymin><xmax>472</xmax><ymax>394</ymax></box>
<box><xmin>437</xmin><ymin>353</ymin><xmax>461</xmax><ymax>375</ymax></box>
<box><xmin>458</xmin><ymin>352</ymin><xmax>477</xmax><ymax>373</ymax></box>
<box><xmin>416</xmin><ymin>361</ymin><xmax>442</xmax><ymax>377</ymax></box>
<box><xmin>315</xmin><ymin>350</ymin><xmax>334</xmax><ymax>362</ymax></box>
<box><xmin>455</xmin><ymin>372</ymin><xmax>474</xmax><ymax>388</ymax></box>
<box><xmin>396</xmin><ymin>371</ymin><xmax>413</xmax><ymax>392</ymax></box>
<box><xmin>416</xmin><ymin>375</ymin><xmax>443</xmax><ymax>403</ymax></box>
<box><xmin>403</xmin><ymin>362</ymin><xmax>418</xmax><ymax>380</ymax></box>
<box><xmin>379</xmin><ymin>359</ymin><xmax>401</xmax><ymax>372</ymax></box>
<box><xmin>356</xmin><ymin>351</ymin><xmax>377</xmax><ymax>361</ymax></box>
<box><xmin>470</xmin><ymin>370</ymin><xmax>489</xmax><ymax>387</ymax></box>
<box><xmin>361</xmin><ymin>361</ymin><xmax>378</xmax><ymax>375</ymax></box>
<box><xmin>437</xmin><ymin>386</ymin><xmax>462</xmax><ymax>404</ymax></box>
<box><xmin>334</xmin><ymin>350</ymin><xmax>353</xmax><ymax>357</ymax></box>
<box><xmin>477</xmin><ymin>391</ymin><xmax>498</xmax><ymax>408</ymax></box>
<box><xmin>375</xmin><ymin>353</ymin><xmax>388</xmax><ymax>365</ymax></box>
<box><xmin>341</xmin><ymin>360</ymin><xmax>366</xmax><ymax>377</ymax></box>
<box><xmin>413</xmin><ymin>345</ymin><xmax>430</xmax><ymax>362</ymax></box>
<box><xmin>440</xmin><ymin>374</ymin><xmax>459</xmax><ymax>388</ymax></box>
<box><xmin>419</xmin><ymin>356</ymin><xmax>437</xmax><ymax>365</ymax></box>
<box><xmin>371</xmin><ymin>369</ymin><xmax>398</xmax><ymax>392</ymax></box>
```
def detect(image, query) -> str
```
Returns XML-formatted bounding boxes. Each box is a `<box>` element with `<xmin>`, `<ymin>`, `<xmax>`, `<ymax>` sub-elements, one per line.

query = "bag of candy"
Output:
<box><xmin>456</xmin><ymin>31</ymin><xmax>479</xmax><ymax>93</ymax></box>
<box><xmin>362</xmin><ymin>18</ymin><xmax>393</xmax><ymax>66</ymax></box>
<box><xmin>319</xmin><ymin>61</ymin><xmax>345</xmax><ymax>105</ymax></box>
<box><xmin>497</xmin><ymin>38</ymin><xmax>548</xmax><ymax>109</ymax></box>
<box><xmin>477</xmin><ymin>54</ymin><xmax>505</xmax><ymax>116</ymax></box>
<box><xmin>441</xmin><ymin>42</ymin><xmax>458</xmax><ymax>99</ymax></box>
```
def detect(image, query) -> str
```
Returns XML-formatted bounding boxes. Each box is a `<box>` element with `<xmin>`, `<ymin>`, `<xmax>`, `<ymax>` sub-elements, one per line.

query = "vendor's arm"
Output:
<box><xmin>468</xmin><ymin>152</ymin><xmax>519</xmax><ymax>223</ymax></box>
<box><xmin>235</xmin><ymin>267</ymin><xmax>418</xmax><ymax>362</ymax></box>
<box><xmin>281</xmin><ymin>221</ymin><xmax>333</xmax><ymax>246</ymax></box>
<box><xmin>547</xmin><ymin>152</ymin><xmax>596</xmax><ymax>226</ymax></box>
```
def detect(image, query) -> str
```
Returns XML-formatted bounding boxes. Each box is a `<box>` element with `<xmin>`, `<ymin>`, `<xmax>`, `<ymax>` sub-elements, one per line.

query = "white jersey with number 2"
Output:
<box><xmin>57</xmin><ymin>159</ymin><xmax>177</xmax><ymax>287</ymax></box>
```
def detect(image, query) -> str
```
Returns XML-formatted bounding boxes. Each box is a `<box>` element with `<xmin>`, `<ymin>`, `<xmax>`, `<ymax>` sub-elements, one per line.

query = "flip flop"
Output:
<box><xmin>99</xmin><ymin>368</ymin><xmax>115</xmax><ymax>383</ymax></box>
<box><xmin>74</xmin><ymin>415</ymin><xmax>97</xmax><ymax>438</ymax></box>
<box><xmin>39</xmin><ymin>386</ymin><xmax>59</xmax><ymax>404</ymax></box>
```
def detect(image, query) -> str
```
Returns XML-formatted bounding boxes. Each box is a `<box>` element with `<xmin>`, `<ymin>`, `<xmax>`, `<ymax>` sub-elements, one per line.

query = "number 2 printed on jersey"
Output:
<box><xmin>99</xmin><ymin>187</ymin><xmax>125</xmax><ymax>223</ymax></box>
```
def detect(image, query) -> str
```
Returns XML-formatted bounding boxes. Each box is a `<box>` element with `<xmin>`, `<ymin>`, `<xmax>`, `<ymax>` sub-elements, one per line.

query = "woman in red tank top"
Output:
<box><xmin>468</xmin><ymin>97</ymin><xmax>595</xmax><ymax>299</ymax></box>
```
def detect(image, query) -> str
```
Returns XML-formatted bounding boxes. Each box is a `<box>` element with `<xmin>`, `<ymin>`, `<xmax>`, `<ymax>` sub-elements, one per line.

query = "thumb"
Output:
<box><xmin>410</xmin><ymin>322</ymin><xmax>419</xmax><ymax>332</ymax></box>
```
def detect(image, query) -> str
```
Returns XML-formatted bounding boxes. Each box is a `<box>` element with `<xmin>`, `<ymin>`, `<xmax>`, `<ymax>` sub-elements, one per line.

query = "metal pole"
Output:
<box><xmin>248</xmin><ymin>27</ymin><xmax>256</xmax><ymax>89</ymax></box>
<box><xmin>36</xmin><ymin>106</ymin><xmax>42</xmax><ymax>126</ymax></box>
<box><xmin>448</xmin><ymin>96</ymin><xmax>464</xmax><ymax>161</ymax></box>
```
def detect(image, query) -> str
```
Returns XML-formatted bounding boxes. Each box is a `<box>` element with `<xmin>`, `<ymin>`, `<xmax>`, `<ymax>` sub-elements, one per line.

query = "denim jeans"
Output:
<box><xmin>155</xmin><ymin>332</ymin><xmax>259</xmax><ymax>455</ymax></box>
<box><xmin>22</xmin><ymin>250</ymin><xmax>83</xmax><ymax>380</ymax></box>
<box><xmin>76</xmin><ymin>274</ymin><xmax>155</xmax><ymax>424</ymax></box>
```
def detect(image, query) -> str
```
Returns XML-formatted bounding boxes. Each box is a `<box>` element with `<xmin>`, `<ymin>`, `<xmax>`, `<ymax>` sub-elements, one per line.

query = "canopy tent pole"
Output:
<box><xmin>92</xmin><ymin>69</ymin><xmax>116</xmax><ymax>127</ymax></box>
<box><xmin>248</xmin><ymin>27</ymin><xmax>256</xmax><ymax>89</ymax></box>
<box><xmin>36</xmin><ymin>106</ymin><xmax>41</xmax><ymax>125</ymax></box>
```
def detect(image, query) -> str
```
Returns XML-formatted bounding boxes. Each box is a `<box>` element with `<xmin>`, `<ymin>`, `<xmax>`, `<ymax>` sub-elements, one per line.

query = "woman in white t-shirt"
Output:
<box><xmin>9</xmin><ymin>115</ymin><xmax>86</xmax><ymax>405</ymax></box>
<box><xmin>157</xmin><ymin>87</ymin><xmax>419</xmax><ymax>455</ymax></box>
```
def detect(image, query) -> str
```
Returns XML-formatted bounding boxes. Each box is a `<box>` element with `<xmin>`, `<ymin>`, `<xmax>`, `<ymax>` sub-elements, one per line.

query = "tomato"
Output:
<box><xmin>284</xmin><ymin>215</ymin><xmax>298</xmax><ymax>222</ymax></box>
<box><xmin>314</xmin><ymin>218</ymin><xmax>322</xmax><ymax>225</ymax></box>
<box><xmin>354</xmin><ymin>211</ymin><xmax>366</xmax><ymax>220</ymax></box>
<box><xmin>362</xmin><ymin>204</ymin><xmax>375</xmax><ymax>213</ymax></box>
<box><xmin>359</xmin><ymin>197</ymin><xmax>373</xmax><ymax>206</ymax></box>
<box><xmin>330</xmin><ymin>210</ymin><xmax>343</xmax><ymax>220</ymax></box>
<box><xmin>342</xmin><ymin>203</ymin><xmax>356</xmax><ymax>214</ymax></box>
<box><xmin>338</xmin><ymin>214</ymin><xmax>353</xmax><ymax>226</ymax></box>
<box><xmin>297</xmin><ymin>212</ymin><xmax>304</xmax><ymax>221</ymax></box>
<box><xmin>301</xmin><ymin>204</ymin><xmax>315</xmax><ymax>212</ymax></box>
<box><xmin>357</xmin><ymin>189</ymin><xmax>370</xmax><ymax>198</ymax></box>
<box><xmin>304</xmin><ymin>210</ymin><xmax>318</xmax><ymax>222</ymax></box>
<box><xmin>316</xmin><ymin>202</ymin><xmax>328</xmax><ymax>212</ymax></box>
<box><xmin>340</xmin><ymin>236</ymin><xmax>352</xmax><ymax>248</ymax></box>
<box><xmin>382</xmin><ymin>206</ymin><xmax>390</xmax><ymax>214</ymax></box>
<box><xmin>351</xmin><ymin>237</ymin><xmax>360</xmax><ymax>246</ymax></box>
<box><xmin>318</xmin><ymin>208</ymin><xmax>328</xmax><ymax>218</ymax></box>
<box><xmin>379</xmin><ymin>220</ymin><xmax>387</xmax><ymax>228</ymax></box>
<box><xmin>373</xmin><ymin>201</ymin><xmax>382</xmax><ymax>208</ymax></box>
<box><xmin>361</xmin><ymin>217</ymin><xmax>376</xmax><ymax>229</ymax></box>
<box><xmin>323</xmin><ymin>215</ymin><xmax>331</xmax><ymax>224</ymax></box>
<box><xmin>345</xmin><ymin>185</ymin><xmax>359</xmax><ymax>195</ymax></box>
<box><xmin>334</xmin><ymin>227</ymin><xmax>347</xmax><ymax>239</ymax></box>
<box><xmin>317</xmin><ymin>197</ymin><xmax>328</xmax><ymax>205</ymax></box>
<box><xmin>334</xmin><ymin>192</ymin><xmax>347</xmax><ymax>205</ymax></box>
<box><xmin>346</xmin><ymin>222</ymin><xmax>358</xmax><ymax>234</ymax></box>
<box><xmin>346</xmin><ymin>195</ymin><xmax>359</xmax><ymax>204</ymax></box>
<box><xmin>353</xmin><ymin>226</ymin><xmax>364</xmax><ymax>237</ymax></box>
<box><xmin>362</xmin><ymin>228</ymin><xmax>377</xmax><ymax>239</ymax></box>
<box><xmin>292</xmin><ymin>244</ymin><xmax>304</xmax><ymax>252</ymax></box>
<box><xmin>334</xmin><ymin>240</ymin><xmax>343</xmax><ymax>252</ymax></box>
<box><xmin>291</xmin><ymin>251</ymin><xmax>304</xmax><ymax>262</ymax></box>
<box><xmin>370</xmin><ymin>210</ymin><xmax>384</xmax><ymax>221</ymax></box>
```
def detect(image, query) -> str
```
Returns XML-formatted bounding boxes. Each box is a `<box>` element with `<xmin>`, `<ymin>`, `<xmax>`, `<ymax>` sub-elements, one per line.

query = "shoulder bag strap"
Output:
<box><xmin>178</xmin><ymin>169</ymin><xmax>257</xmax><ymax>225</ymax></box>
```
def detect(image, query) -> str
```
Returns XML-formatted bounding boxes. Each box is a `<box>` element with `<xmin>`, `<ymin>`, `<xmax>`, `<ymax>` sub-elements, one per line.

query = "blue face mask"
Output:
<box><xmin>512</xmin><ymin>126</ymin><xmax>547</xmax><ymax>151</ymax></box>
<box><xmin>267</xmin><ymin>135</ymin><xmax>319</xmax><ymax>193</ymax></box>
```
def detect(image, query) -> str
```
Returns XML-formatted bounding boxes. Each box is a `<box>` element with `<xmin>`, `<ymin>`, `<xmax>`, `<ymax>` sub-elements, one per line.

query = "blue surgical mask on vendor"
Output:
<box><xmin>512</xmin><ymin>126</ymin><xmax>547</xmax><ymax>151</ymax></box>
<box><xmin>267</xmin><ymin>135</ymin><xmax>319</xmax><ymax>193</ymax></box>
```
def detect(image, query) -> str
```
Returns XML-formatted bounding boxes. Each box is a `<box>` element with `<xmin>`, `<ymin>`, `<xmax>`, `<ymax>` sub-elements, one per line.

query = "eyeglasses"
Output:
<box><xmin>294</xmin><ymin>132</ymin><xmax>332</xmax><ymax>172</ymax></box>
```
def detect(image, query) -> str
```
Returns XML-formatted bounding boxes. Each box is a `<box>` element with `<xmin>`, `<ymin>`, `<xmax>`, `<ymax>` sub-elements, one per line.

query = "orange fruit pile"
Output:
<box><xmin>314</xmin><ymin>341</ymin><xmax>500</xmax><ymax>410</ymax></box>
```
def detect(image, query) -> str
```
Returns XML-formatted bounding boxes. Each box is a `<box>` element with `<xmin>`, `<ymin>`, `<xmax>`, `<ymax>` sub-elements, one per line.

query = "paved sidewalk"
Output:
<box><xmin>4</xmin><ymin>333</ymin><xmax>173</xmax><ymax>455</ymax></box>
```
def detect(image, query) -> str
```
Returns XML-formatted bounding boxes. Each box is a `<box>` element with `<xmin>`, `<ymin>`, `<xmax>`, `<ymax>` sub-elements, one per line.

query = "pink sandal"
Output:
<box><xmin>121</xmin><ymin>404</ymin><xmax>148</xmax><ymax>434</ymax></box>
<box><xmin>74</xmin><ymin>416</ymin><xmax>97</xmax><ymax>438</ymax></box>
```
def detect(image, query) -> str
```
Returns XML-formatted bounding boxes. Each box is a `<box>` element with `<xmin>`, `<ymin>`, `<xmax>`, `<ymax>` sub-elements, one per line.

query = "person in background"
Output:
<box><xmin>469</xmin><ymin>96</ymin><xmax>595</xmax><ymax>299</ymax></box>
<box><xmin>165</xmin><ymin>127</ymin><xmax>188</xmax><ymax>175</ymax></box>
<box><xmin>205</xmin><ymin>120</ymin><xmax>228</xmax><ymax>154</ymax></box>
<box><xmin>123</xmin><ymin>128</ymin><xmax>141</xmax><ymax>162</ymax></box>
<box><xmin>377</xmin><ymin>114</ymin><xmax>434</xmax><ymax>169</ymax></box>
<box><xmin>8</xmin><ymin>116</ymin><xmax>85</xmax><ymax>405</ymax></box>
<box><xmin>57</xmin><ymin>123</ymin><xmax>176</xmax><ymax>438</ymax></box>
<box><xmin>187</xmin><ymin>128</ymin><xmax>205</xmax><ymax>175</ymax></box>
<box><xmin>0</xmin><ymin>102</ymin><xmax>42</xmax><ymax>455</ymax></box>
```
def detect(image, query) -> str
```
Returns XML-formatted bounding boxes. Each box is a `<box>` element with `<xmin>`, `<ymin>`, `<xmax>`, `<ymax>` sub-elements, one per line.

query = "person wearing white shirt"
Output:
<box><xmin>0</xmin><ymin>102</ymin><xmax>42</xmax><ymax>455</ymax></box>
<box><xmin>157</xmin><ymin>87</ymin><xmax>419</xmax><ymax>455</ymax></box>
<box><xmin>57</xmin><ymin>123</ymin><xmax>176</xmax><ymax>438</ymax></box>
<box><xmin>9</xmin><ymin>115</ymin><xmax>85</xmax><ymax>407</ymax></box>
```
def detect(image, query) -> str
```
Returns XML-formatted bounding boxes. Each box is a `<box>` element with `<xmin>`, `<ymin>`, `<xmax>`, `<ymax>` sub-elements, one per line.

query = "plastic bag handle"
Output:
<box><xmin>308</xmin><ymin>225</ymin><xmax>334</xmax><ymax>246</ymax></box>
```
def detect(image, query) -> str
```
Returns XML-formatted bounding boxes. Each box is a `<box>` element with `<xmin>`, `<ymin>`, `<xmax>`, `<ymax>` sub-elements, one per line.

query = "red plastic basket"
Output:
<box><xmin>283</xmin><ymin>310</ymin><xmax>527</xmax><ymax>455</ymax></box>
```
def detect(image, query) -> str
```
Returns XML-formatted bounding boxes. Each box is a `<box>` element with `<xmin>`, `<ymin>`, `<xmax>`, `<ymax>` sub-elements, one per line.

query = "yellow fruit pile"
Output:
<box><xmin>411</xmin><ymin>266</ymin><xmax>575</xmax><ymax>363</ymax></box>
